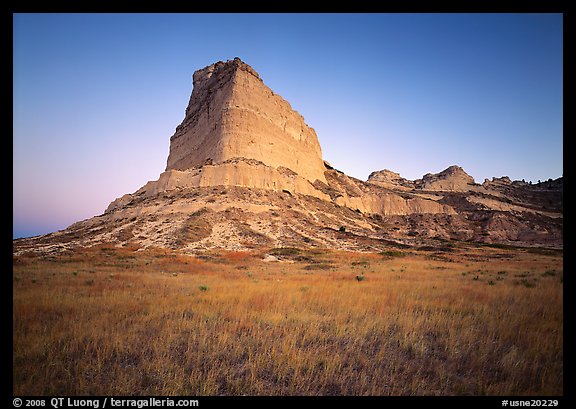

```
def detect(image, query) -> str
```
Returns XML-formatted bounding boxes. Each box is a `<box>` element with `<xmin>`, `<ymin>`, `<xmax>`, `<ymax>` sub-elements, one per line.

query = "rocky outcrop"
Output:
<box><xmin>106</xmin><ymin>158</ymin><xmax>330</xmax><ymax>213</ymax></box>
<box><xmin>13</xmin><ymin>58</ymin><xmax>562</xmax><ymax>254</ymax></box>
<box><xmin>367</xmin><ymin>169</ymin><xmax>414</xmax><ymax>190</ymax></box>
<box><xmin>166</xmin><ymin>57</ymin><xmax>327</xmax><ymax>185</ymax></box>
<box><xmin>415</xmin><ymin>165</ymin><xmax>475</xmax><ymax>191</ymax></box>
<box><xmin>334</xmin><ymin>193</ymin><xmax>454</xmax><ymax>216</ymax></box>
<box><xmin>483</xmin><ymin>176</ymin><xmax>513</xmax><ymax>189</ymax></box>
<box><xmin>108</xmin><ymin>58</ymin><xmax>465</xmax><ymax>219</ymax></box>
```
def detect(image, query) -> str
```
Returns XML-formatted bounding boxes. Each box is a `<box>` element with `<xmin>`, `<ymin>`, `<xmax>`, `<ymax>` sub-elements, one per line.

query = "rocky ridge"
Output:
<box><xmin>13</xmin><ymin>58</ymin><xmax>563</xmax><ymax>255</ymax></box>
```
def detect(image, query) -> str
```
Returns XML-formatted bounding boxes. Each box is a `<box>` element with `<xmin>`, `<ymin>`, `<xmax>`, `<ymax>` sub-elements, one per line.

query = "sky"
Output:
<box><xmin>13</xmin><ymin>13</ymin><xmax>563</xmax><ymax>239</ymax></box>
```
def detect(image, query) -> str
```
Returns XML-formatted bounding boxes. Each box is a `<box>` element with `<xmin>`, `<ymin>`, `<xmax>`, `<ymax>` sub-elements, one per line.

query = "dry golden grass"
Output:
<box><xmin>13</xmin><ymin>243</ymin><xmax>562</xmax><ymax>395</ymax></box>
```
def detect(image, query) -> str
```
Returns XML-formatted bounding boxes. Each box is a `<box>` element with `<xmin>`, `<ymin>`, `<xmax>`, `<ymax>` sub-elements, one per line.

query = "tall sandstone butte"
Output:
<box><xmin>13</xmin><ymin>57</ymin><xmax>562</xmax><ymax>254</ymax></box>
<box><xmin>166</xmin><ymin>57</ymin><xmax>327</xmax><ymax>184</ymax></box>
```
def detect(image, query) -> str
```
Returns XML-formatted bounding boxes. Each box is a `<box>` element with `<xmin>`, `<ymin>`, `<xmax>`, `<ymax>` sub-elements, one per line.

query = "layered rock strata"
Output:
<box><xmin>166</xmin><ymin>57</ymin><xmax>327</xmax><ymax>185</ymax></box>
<box><xmin>12</xmin><ymin>58</ymin><xmax>562</xmax><ymax>254</ymax></box>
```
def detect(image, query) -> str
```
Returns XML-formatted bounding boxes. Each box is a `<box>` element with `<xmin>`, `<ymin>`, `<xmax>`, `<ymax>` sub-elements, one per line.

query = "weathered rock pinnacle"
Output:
<box><xmin>166</xmin><ymin>57</ymin><xmax>327</xmax><ymax>184</ymax></box>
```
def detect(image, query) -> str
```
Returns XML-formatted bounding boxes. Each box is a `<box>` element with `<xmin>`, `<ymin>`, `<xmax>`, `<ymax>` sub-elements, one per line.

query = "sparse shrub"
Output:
<box><xmin>199</xmin><ymin>285</ymin><xmax>209</xmax><ymax>292</ymax></box>
<box><xmin>472</xmin><ymin>275</ymin><xmax>480</xmax><ymax>281</ymax></box>
<box><xmin>417</xmin><ymin>246</ymin><xmax>436</xmax><ymax>252</ymax></box>
<box><xmin>85</xmin><ymin>279</ymin><xmax>94</xmax><ymax>286</ymax></box>
<box><xmin>269</xmin><ymin>247</ymin><xmax>300</xmax><ymax>257</ymax></box>
<box><xmin>488</xmin><ymin>280</ymin><xmax>495</xmax><ymax>286</ymax></box>
<box><xmin>356</xmin><ymin>275</ymin><xmax>365</xmax><ymax>282</ymax></box>
<box><xmin>515</xmin><ymin>271</ymin><xmax>531</xmax><ymax>278</ymax></box>
<box><xmin>339</xmin><ymin>226</ymin><xmax>346</xmax><ymax>233</ymax></box>
<box><xmin>380</xmin><ymin>250</ymin><xmax>405</xmax><ymax>258</ymax></box>
<box><xmin>303</xmin><ymin>264</ymin><xmax>333</xmax><ymax>271</ymax></box>
<box><xmin>518</xmin><ymin>279</ymin><xmax>536</xmax><ymax>288</ymax></box>
<box><xmin>542</xmin><ymin>269</ymin><xmax>556</xmax><ymax>277</ymax></box>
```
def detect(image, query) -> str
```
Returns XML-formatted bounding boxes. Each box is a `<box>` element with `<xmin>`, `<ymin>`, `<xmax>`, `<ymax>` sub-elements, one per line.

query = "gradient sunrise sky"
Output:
<box><xmin>13</xmin><ymin>13</ymin><xmax>563</xmax><ymax>239</ymax></box>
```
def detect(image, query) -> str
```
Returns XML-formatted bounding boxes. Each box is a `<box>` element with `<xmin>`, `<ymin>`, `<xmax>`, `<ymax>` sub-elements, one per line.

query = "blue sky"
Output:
<box><xmin>13</xmin><ymin>13</ymin><xmax>563</xmax><ymax>238</ymax></box>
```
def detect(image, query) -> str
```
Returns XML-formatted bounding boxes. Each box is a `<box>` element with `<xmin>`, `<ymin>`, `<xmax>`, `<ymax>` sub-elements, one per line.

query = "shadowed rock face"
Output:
<box><xmin>166</xmin><ymin>57</ymin><xmax>327</xmax><ymax>185</ymax></box>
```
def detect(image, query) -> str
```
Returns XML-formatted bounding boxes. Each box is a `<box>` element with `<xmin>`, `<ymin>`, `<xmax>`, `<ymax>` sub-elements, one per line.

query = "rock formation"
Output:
<box><xmin>13</xmin><ymin>58</ymin><xmax>563</xmax><ymax>255</ymax></box>
<box><xmin>367</xmin><ymin>169</ymin><xmax>414</xmax><ymax>190</ymax></box>
<box><xmin>166</xmin><ymin>57</ymin><xmax>327</xmax><ymax>185</ymax></box>
<box><xmin>414</xmin><ymin>165</ymin><xmax>476</xmax><ymax>191</ymax></box>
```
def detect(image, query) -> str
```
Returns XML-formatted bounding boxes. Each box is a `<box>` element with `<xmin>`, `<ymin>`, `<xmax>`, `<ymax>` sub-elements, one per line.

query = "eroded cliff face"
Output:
<box><xmin>166</xmin><ymin>57</ymin><xmax>327</xmax><ymax>185</ymax></box>
<box><xmin>122</xmin><ymin>58</ymin><xmax>464</xmax><ymax>219</ymax></box>
<box><xmin>13</xmin><ymin>58</ymin><xmax>562</xmax><ymax>254</ymax></box>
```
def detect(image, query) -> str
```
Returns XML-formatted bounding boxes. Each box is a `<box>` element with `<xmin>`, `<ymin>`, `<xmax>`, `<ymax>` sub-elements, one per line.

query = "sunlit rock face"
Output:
<box><xmin>166</xmin><ymin>57</ymin><xmax>327</xmax><ymax>185</ymax></box>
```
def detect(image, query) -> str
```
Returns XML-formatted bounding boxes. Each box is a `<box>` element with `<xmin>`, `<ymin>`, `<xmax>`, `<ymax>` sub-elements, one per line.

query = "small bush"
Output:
<box><xmin>339</xmin><ymin>226</ymin><xmax>346</xmax><ymax>233</ymax></box>
<box><xmin>198</xmin><ymin>285</ymin><xmax>209</xmax><ymax>292</ymax></box>
<box><xmin>515</xmin><ymin>272</ymin><xmax>531</xmax><ymax>278</ymax></box>
<box><xmin>542</xmin><ymin>269</ymin><xmax>556</xmax><ymax>277</ymax></box>
<box><xmin>518</xmin><ymin>279</ymin><xmax>536</xmax><ymax>288</ymax></box>
<box><xmin>269</xmin><ymin>247</ymin><xmax>301</xmax><ymax>257</ymax></box>
<box><xmin>380</xmin><ymin>250</ymin><xmax>405</xmax><ymax>258</ymax></box>
<box><xmin>356</xmin><ymin>275</ymin><xmax>365</xmax><ymax>282</ymax></box>
<box><xmin>303</xmin><ymin>263</ymin><xmax>333</xmax><ymax>271</ymax></box>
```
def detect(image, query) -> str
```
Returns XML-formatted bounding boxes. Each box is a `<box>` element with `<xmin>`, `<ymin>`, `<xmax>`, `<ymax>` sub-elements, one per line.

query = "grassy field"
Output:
<box><xmin>13</xmin><ymin>243</ymin><xmax>563</xmax><ymax>395</ymax></box>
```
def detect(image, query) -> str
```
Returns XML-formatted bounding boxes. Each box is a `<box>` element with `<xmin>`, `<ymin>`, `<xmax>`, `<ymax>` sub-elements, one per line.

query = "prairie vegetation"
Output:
<box><xmin>13</xmin><ymin>243</ymin><xmax>562</xmax><ymax>395</ymax></box>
